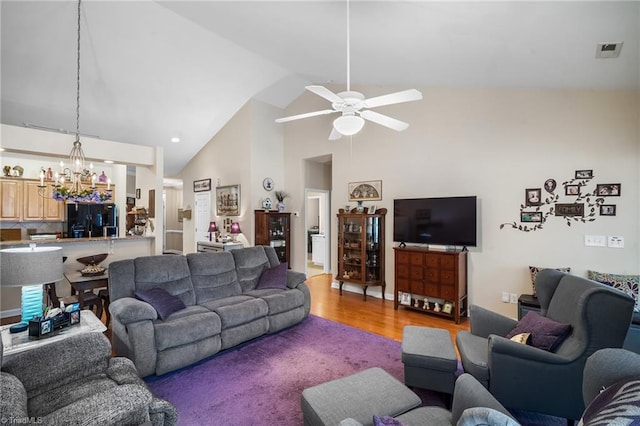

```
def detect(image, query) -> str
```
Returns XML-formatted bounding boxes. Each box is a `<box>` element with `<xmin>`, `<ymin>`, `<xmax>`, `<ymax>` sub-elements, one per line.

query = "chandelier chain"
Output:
<box><xmin>75</xmin><ymin>0</ymin><xmax>81</xmax><ymax>143</ymax></box>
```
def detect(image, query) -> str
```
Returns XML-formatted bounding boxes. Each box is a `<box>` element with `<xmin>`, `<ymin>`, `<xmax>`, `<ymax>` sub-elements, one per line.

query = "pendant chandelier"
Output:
<box><xmin>39</xmin><ymin>0</ymin><xmax>112</xmax><ymax>203</ymax></box>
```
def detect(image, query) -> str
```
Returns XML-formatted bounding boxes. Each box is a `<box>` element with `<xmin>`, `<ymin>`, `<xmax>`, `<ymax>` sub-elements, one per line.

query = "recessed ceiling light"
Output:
<box><xmin>104</xmin><ymin>160</ymin><xmax>114</xmax><ymax>164</ymax></box>
<box><xmin>171</xmin><ymin>137</ymin><xmax>180</xmax><ymax>143</ymax></box>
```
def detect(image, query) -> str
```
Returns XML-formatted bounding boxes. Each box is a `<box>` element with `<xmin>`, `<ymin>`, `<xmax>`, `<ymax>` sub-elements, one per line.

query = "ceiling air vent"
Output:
<box><xmin>596</xmin><ymin>42</ymin><xmax>623</xmax><ymax>58</ymax></box>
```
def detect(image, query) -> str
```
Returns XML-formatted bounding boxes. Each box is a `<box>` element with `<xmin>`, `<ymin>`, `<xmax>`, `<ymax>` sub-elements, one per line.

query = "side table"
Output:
<box><xmin>1</xmin><ymin>310</ymin><xmax>106</xmax><ymax>361</ymax></box>
<box><xmin>517</xmin><ymin>294</ymin><xmax>541</xmax><ymax>319</ymax></box>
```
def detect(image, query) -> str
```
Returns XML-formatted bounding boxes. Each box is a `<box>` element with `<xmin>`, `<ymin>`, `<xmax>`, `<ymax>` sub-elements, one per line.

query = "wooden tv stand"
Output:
<box><xmin>394</xmin><ymin>246</ymin><xmax>468</xmax><ymax>323</ymax></box>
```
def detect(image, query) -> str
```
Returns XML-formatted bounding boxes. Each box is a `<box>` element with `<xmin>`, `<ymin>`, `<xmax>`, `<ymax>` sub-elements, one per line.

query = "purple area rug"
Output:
<box><xmin>145</xmin><ymin>315</ymin><xmax>564</xmax><ymax>426</ymax></box>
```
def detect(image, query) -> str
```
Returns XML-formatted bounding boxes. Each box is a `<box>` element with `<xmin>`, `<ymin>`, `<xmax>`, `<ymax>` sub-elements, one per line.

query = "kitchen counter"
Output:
<box><xmin>0</xmin><ymin>235</ymin><xmax>153</xmax><ymax>247</ymax></box>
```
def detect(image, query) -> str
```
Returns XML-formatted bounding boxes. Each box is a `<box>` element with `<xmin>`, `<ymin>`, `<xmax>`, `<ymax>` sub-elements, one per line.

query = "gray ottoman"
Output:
<box><xmin>402</xmin><ymin>326</ymin><xmax>458</xmax><ymax>395</ymax></box>
<box><xmin>301</xmin><ymin>367</ymin><xmax>422</xmax><ymax>426</ymax></box>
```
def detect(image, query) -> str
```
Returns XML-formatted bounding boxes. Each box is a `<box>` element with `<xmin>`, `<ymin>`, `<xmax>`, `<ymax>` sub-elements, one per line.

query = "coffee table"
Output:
<box><xmin>1</xmin><ymin>310</ymin><xmax>106</xmax><ymax>361</ymax></box>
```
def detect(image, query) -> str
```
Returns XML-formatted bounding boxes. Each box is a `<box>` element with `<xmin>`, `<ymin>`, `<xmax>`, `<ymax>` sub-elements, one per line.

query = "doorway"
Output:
<box><xmin>305</xmin><ymin>189</ymin><xmax>330</xmax><ymax>277</ymax></box>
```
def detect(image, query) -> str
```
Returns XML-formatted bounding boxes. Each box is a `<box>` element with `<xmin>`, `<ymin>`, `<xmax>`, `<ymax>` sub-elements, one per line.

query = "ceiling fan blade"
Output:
<box><xmin>306</xmin><ymin>85</ymin><xmax>344</xmax><ymax>104</ymax></box>
<box><xmin>329</xmin><ymin>128</ymin><xmax>342</xmax><ymax>140</ymax></box>
<box><xmin>360</xmin><ymin>110</ymin><xmax>409</xmax><ymax>131</ymax></box>
<box><xmin>362</xmin><ymin>89</ymin><xmax>423</xmax><ymax>109</ymax></box>
<box><xmin>275</xmin><ymin>109</ymin><xmax>337</xmax><ymax>123</ymax></box>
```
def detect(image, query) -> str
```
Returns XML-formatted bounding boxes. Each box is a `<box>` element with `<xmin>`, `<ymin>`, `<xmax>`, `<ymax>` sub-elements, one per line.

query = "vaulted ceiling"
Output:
<box><xmin>2</xmin><ymin>1</ymin><xmax>638</xmax><ymax>176</ymax></box>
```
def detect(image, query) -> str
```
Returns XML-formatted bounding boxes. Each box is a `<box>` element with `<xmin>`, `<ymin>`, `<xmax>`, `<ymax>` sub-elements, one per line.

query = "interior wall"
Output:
<box><xmin>181</xmin><ymin>99</ymin><xmax>284</xmax><ymax>252</ymax></box>
<box><xmin>283</xmin><ymin>86</ymin><xmax>640</xmax><ymax>318</ymax></box>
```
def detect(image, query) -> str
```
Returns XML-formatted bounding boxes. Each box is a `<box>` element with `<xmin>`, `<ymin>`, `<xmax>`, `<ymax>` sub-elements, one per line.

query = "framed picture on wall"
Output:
<box><xmin>596</xmin><ymin>184</ymin><xmax>621</xmax><ymax>196</ymax></box>
<box><xmin>216</xmin><ymin>184</ymin><xmax>240</xmax><ymax>216</ymax></box>
<box><xmin>565</xmin><ymin>185</ymin><xmax>580</xmax><ymax>196</ymax></box>
<box><xmin>193</xmin><ymin>178</ymin><xmax>212</xmax><ymax>192</ymax></box>
<box><xmin>575</xmin><ymin>170</ymin><xmax>593</xmax><ymax>179</ymax></box>
<box><xmin>525</xmin><ymin>188</ymin><xmax>542</xmax><ymax>206</ymax></box>
<box><xmin>600</xmin><ymin>205</ymin><xmax>616</xmax><ymax>216</ymax></box>
<box><xmin>521</xmin><ymin>212</ymin><xmax>542</xmax><ymax>223</ymax></box>
<box><xmin>348</xmin><ymin>180</ymin><xmax>382</xmax><ymax>201</ymax></box>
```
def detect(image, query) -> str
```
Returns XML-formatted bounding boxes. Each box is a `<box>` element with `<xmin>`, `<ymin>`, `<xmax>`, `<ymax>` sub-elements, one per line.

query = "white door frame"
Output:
<box><xmin>304</xmin><ymin>188</ymin><xmax>331</xmax><ymax>275</ymax></box>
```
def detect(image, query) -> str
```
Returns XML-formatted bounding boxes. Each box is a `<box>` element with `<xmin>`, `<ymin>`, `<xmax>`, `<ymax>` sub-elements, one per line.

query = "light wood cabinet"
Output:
<box><xmin>394</xmin><ymin>247</ymin><xmax>467</xmax><ymax>323</ymax></box>
<box><xmin>23</xmin><ymin>180</ymin><xmax>64</xmax><ymax>221</ymax></box>
<box><xmin>336</xmin><ymin>208</ymin><xmax>386</xmax><ymax>301</ymax></box>
<box><xmin>0</xmin><ymin>178</ymin><xmax>23</xmax><ymax>221</ymax></box>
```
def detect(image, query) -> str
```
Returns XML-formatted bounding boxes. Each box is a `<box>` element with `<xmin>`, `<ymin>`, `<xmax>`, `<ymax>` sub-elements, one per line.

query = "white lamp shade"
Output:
<box><xmin>0</xmin><ymin>246</ymin><xmax>63</xmax><ymax>287</ymax></box>
<box><xmin>333</xmin><ymin>115</ymin><xmax>365</xmax><ymax>136</ymax></box>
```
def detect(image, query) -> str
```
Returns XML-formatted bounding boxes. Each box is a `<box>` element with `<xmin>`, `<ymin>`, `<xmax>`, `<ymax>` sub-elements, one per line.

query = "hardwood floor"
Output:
<box><xmin>307</xmin><ymin>273</ymin><xmax>470</xmax><ymax>349</ymax></box>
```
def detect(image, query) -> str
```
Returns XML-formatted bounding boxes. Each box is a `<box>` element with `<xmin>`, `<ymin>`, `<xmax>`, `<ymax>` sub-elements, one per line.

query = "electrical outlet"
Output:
<box><xmin>501</xmin><ymin>292</ymin><xmax>510</xmax><ymax>303</ymax></box>
<box><xmin>608</xmin><ymin>236</ymin><xmax>624</xmax><ymax>248</ymax></box>
<box><xmin>510</xmin><ymin>293</ymin><xmax>518</xmax><ymax>304</ymax></box>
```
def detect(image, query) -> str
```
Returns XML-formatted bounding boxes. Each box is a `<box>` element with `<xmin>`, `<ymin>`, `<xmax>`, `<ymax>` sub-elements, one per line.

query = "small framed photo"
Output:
<box><xmin>600</xmin><ymin>205</ymin><xmax>616</xmax><ymax>216</ymax></box>
<box><xmin>575</xmin><ymin>170</ymin><xmax>593</xmax><ymax>179</ymax></box>
<box><xmin>525</xmin><ymin>188</ymin><xmax>542</xmax><ymax>206</ymax></box>
<box><xmin>135</xmin><ymin>188</ymin><xmax>141</xmax><ymax>199</ymax></box>
<box><xmin>544</xmin><ymin>179</ymin><xmax>557</xmax><ymax>193</ymax></box>
<box><xmin>400</xmin><ymin>292</ymin><xmax>411</xmax><ymax>305</ymax></box>
<box><xmin>596</xmin><ymin>183</ymin><xmax>621</xmax><ymax>196</ymax></box>
<box><xmin>521</xmin><ymin>211</ymin><xmax>542</xmax><ymax>223</ymax></box>
<box><xmin>442</xmin><ymin>301</ymin><xmax>453</xmax><ymax>314</ymax></box>
<box><xmin>193</xmin><ymin>178</ymin><xmax>212</xmax><ymax>192</ymax></box>
<box><xmin>40</xmin><ymin>319</ymin><xmax>52</xmax><ymax>335</ymax></box>
<box><xmin>565</xmin><ymin>185</ymin><xmax>580</xmax><ymax>196</ymax></box>
<box><xmin>70</xmin><ymin>310</ymin><xmax>80</xmax><ymax>325</ymax></box>
<box><xmin>367</xmin><ymin>205</ymin><xmax>377</xmax><ymax>214</ymax></box>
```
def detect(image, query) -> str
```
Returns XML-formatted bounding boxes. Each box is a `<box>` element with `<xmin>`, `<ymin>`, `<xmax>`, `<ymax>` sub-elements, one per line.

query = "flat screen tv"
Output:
<box><xmin>393</xmin><ymin>196</ymin><xmax>477</xmax><ymax>247</ymax></box>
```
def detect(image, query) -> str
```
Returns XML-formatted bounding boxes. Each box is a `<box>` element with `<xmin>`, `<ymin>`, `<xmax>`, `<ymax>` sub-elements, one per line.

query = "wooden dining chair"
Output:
<box><xmin>44</xmin><ymin>283</ymin><xmax>103</xmax><ymax>320</ymax></box>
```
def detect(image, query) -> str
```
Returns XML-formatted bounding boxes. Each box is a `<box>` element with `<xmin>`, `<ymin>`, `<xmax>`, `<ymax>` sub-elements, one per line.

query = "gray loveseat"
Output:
<box><xmin>108</xmin><ymin>246</ymin><xmax>310</xmax><ymax>377</ymax></box>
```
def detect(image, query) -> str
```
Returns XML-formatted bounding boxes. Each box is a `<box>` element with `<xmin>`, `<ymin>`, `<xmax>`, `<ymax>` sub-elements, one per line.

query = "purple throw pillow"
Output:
<box><xmin>506</xmin><ymin>311</ymin><xmax>572</xmax><ymax>352</ymax></box>
<box><xmin>256</xmin><ymin>262</ymin><xmax>288</xmax><ymax>290</ymax></box>
<box><xmin>135</xmin><ymin>287</ymin><xmax>186</xmax><ymax>320</ymax></box>
<box><xmin>580</xmin><ymin>376</ymin><xmax>640</xmax><ymax>425</ymax></box>
<box><xmin>373</xmin><ymin>415</ymin><xmax>406</xmax><ymax>426</ymax></box>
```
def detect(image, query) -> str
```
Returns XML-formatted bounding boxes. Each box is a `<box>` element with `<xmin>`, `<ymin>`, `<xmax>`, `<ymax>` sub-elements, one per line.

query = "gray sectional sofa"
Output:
<box><xmin>108</xmin><ymin>246</ymin><xmax>310</xmax><ymax>377</ymax></box>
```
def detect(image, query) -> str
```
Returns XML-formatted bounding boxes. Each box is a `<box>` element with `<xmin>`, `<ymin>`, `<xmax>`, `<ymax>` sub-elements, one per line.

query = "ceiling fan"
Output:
<box><xmin>275</xmin><ymin>0</ymin><xmax>423</xmax><ymax>140</ymax></box>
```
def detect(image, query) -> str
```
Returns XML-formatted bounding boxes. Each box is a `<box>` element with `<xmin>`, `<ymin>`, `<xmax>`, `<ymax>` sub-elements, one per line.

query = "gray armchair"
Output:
<box><xmin>0</xmin><ymin>332</ymin><xmax>177</xmax><ymax>426</ymax></box>
<box><xmin>456</xmin><ymin>269</ymin><xmax>634</xmax><ymax>421</ymax></box>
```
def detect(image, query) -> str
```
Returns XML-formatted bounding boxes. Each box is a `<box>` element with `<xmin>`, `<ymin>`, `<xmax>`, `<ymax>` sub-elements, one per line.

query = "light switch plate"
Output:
<box><xmin>585</xmin><ymin>235</ymin><xmax>606</xmax><ymax>247</ymax></box>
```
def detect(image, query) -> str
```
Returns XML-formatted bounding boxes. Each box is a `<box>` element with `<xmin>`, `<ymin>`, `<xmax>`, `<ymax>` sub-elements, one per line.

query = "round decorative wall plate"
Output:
<box><xmin>262</xmin><ymin>177</ymin><xmax>274</xmax><ymax>191</ymax></box>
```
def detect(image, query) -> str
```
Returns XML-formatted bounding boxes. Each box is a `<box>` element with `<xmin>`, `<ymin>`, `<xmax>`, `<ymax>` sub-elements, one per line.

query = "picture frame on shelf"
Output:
<box><xmin>367</xmin><ymin>205</ymin><xmax>377</xmax><ymax>214</ymax></box>
<box><xmin>348</xmin><ymin>180</ymin><xmax>382</xmax><ymax>201</ymax></box>
<box><xmin>575</xmin><ymin>170</ymin><xmax>593</xmax><ymax>179</ymax></box>
<box><xmin>442</xmin><ymin>301</ymin><xmax>453</xmax><ymax>314</ymax></box>
<box><xmin>400</xmin><ymin>292</ymin><xmax>411</xmax><ymax>305</ymax></box>
<box><xmin>525</xmin><ymin>188</ymin><xmax>542</xmax><ymax>206</ymax></box>
<box><xmin>596</xmin><ymin>183</ymin><xmax>621</xmax><ymax>196</ymax></box>
<box><xmin>216</xmin><ymin>184</ymin><xmax>240</xmax><ymax>216</ymax></box>
<box><xmin>193</xmin><ymin>178</ymin><xmax>212</xmax><ymax>192</ymax></box>
<box><xmin>600</xmin><ymin>205</ymin><xmax>616</xmax><ymax>216</ymax></box>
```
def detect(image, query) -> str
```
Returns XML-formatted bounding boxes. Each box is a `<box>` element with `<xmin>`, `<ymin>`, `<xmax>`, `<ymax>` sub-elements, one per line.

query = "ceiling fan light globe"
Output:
<box><xmin>333</xmin><ymin>115</ymin><xmax>364</xmax><ymax>136</ymax></box>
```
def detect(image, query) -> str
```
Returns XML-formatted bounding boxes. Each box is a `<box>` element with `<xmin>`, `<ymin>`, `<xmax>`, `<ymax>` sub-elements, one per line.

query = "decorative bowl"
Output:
<box><xmin>76</xmin><ymin>253</ymin><xmax>108</xmax><ymax>266</ymax></box>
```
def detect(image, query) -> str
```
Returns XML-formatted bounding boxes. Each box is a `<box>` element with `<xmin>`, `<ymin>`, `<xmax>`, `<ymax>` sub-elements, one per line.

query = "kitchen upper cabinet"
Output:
<box><xmin>23</xmin><ymin>180</ymin><xmax>64</xmax><ymax>221</ymax></box>
<box><xmin>0</xmin><ymin>178</ymin><xmax>23</xmax><ymax>221</ymax></box>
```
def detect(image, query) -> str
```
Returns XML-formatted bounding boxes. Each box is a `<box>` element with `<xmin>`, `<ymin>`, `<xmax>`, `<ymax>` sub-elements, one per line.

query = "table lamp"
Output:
<box><xmin>208</xmin><ymin>221</ymin><xmax>218</xmax><ymax>242</ymax></box>
<box><xmin>0</xmin><ymin>244</ymin><xmax>63</xmax><ymax>333</ymax></box>
<box><xmin>230</xmin><ymin>222</ymin><xmax>242</xmax><ymax>242</ymax></box>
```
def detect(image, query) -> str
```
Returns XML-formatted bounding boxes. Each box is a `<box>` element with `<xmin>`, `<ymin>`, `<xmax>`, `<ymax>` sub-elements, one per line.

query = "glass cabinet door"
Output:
<box><xmin>340</xmin><ymin>216</ymin><xmax>363</xmax><ymax>282</ymax></box>
<box><xmin>269</xmin><ymin>214</ymin><xmax>288</xmax><ymax>263</ymax></box>
<box><xmin>365</xmin><ymin>215</ymin><xmax>381</xmax><ymax>282</ymax></box>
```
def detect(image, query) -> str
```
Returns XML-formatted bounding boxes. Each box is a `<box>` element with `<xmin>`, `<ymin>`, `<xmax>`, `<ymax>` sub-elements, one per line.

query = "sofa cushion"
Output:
<box><xmin>213</xmin><ymin>298</ymin><xmax>269</xmax><ymax>329</ymax></box>
<box><xmin>506</xmin><ymin>311</ymin><xmax>572</xmax><ymax>352</ymax></box>
<box><xmin>187</xmin><ymin>252</ymin><xmax>242</xmax><ymax>303</ymax></box>
<box><xmin>457</xmin><ymin>407</ymin><xmax>520</xmax><ymax>426</ymax></box>
<box><xmin>199</xmin><ymin>295</ymin><xmax>256</xmax><ymax>311</ymax></box>
<box><xmin>231</xmin><ymin>247</ymin><xmax>271</xmax><ymax>292</ymax></box>
<box><xmin>153</xmin><ymin>310</ymin><xmax>222</xmax><ymax>351</ymax></box>
<box><xmin>256</xmin><ymin>262</ymin><xmax>288</xmax><ymax>290</ymax></box>
<box><xmin>245</xmin><ymin>288</ymin><xmax>306</xmax><ymax>315</ymax></box>
<box><xmin>133</xmin><ymin>255</ymin><xmax>196</xmax><ymax>306</ymax></box>
<box><xmin>579</xmin><ymin>375</ymin><xmax>640</xmax><ymax>425</ymax></box>
<box><xmin>588</xmin><ymin>270</ymin><xmax>640</xmax><ymax>312</ymax></box>
<box><xmin>529</xmin><ymin>266</ymin><xmax>570</xmax><ymax>297</ymax></box>
<box><xmin>135</xmin><ymin>287</ymin><xmax>186</xmax><ymax>320</ymax></box>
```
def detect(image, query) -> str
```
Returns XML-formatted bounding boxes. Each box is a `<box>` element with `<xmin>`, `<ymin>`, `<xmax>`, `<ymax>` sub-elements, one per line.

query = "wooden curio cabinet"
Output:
<box><xmin>254</xmin><ymin>210</ymin><xmax>291</xmax><ymax>266</ymax></box>
<box><xmin>336</xmin><ymin>208</ymin><xmax>386</xmax><ymax>301</ymax></box>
